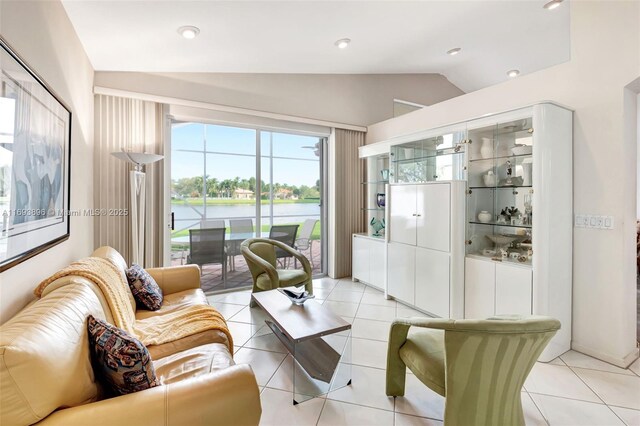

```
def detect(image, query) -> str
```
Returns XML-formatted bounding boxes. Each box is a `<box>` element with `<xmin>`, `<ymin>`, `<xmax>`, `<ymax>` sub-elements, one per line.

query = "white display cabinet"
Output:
<box><xmin>463</xmin><ymin>103</ymin><xmax>573</xmax><ymax>361</ymax></box>
<box><xmin>352</xmin><ymin>145</ymin><xmax>389</xmax><ymax>291</ymax></box>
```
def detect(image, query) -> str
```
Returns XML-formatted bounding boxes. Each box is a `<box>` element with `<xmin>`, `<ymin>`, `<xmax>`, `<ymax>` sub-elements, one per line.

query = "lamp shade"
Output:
<box><xmin>111</xmin><ymin>151</ymin><xmax>163</xmax><ymax>171</ymax></box>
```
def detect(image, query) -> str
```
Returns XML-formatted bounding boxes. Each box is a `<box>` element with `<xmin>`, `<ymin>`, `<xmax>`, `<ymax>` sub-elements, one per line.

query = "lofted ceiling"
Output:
<box><xmin>61</xmin><ymin>0</ymin><xmax>571</xmax><ymax>93</ymax></box>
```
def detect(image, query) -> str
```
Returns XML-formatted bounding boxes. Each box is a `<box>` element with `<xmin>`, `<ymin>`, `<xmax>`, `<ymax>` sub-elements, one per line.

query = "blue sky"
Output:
<box><xmin>171</xmin><ymin>123</ymin><xmax>320</xmax><ymax>188</ymax></box>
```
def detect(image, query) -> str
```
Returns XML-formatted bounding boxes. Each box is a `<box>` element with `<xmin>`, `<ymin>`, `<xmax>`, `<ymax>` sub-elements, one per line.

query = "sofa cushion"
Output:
<box><xmin>0</xmin><ymin>284</ymin><xmax>104</xmax><ymax>426</ymax></box>
<box><xmin>147</xmin><ymin>329</ymin><xmax>231</xmax><ymax>360</ymax></box>
<box><xmin>153</xmin><ymin>343</ymin><xmax>234</xmax><ymax>385</ymax></box>
<box><xmin>135</xmin><ymin>288</ymin><xmax>208</xmax><ymax>321</ymax></box>
<box><xmin>87</xmin><ymin>315</ymin><xmax>160</xmax><ymax>395</ymax></box>
<box><xmin>136</xmin><ymin>289</ymin><xmax>230</xmax><ymax>359</ymax></box>
<box><xmin>126</xmin><ymin>264</ymin><xmax>163</xmax><ymax>311</ymax></box>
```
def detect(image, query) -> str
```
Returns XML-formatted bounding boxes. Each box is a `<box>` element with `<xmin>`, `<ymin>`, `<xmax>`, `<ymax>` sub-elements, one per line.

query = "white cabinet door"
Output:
<box><xmin>387</xmin><ymin>243</ymin><xmax>415</xmax><ymax>304</ymax></box>
<box><xmin>389</xmin><ymin>185</ymin><xmax>416</xmax><ymax>246</ymax></box>
<box><xmin>464</xmin><ymin>257</ymin><xmax>496</xmax><ymax>319</ymax></box>
<box><xmin>369</xmin><ymin>240</ymin><xmax>385</xmax><ymax>290</ymax></box>
<box><xmin>352</xmin><ymin>236</ymin><xmax>370</xmax><ymax>284</ymax></box>
<box><xmin>495</xmin><ymin>264</ymin><xmax>532</xmax><ymax>315</ymax></box>
<box><xmin>415</xmin><ymin>247</ymin><xmax>450</xmax><ymax>317</ymax></box>
<box><xmin>416</xmin><ymin>183</ymin><xmax>451</xmax><ymax>252</ymax></box>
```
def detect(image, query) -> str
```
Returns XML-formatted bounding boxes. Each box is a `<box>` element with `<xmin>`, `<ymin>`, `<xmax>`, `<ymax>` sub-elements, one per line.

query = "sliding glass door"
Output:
<box><xmin>170</xmin><ymin>121</ymin><xmax>325</xmax><ymax>292</ymax></box>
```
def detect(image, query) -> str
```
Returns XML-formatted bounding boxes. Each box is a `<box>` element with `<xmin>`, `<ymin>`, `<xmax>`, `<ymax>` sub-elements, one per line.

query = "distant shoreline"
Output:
<box><xmin>171</xmin><ymin>198</ymin><xmax>319</xmax><ymax>206</ymax></box>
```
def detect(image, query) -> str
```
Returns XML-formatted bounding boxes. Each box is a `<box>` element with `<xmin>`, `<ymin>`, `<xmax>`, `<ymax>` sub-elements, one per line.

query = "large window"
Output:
<box><xmin>170</xmin><ymin>122</ymin><xmax>324</xmax><ymax>292</ymax></box>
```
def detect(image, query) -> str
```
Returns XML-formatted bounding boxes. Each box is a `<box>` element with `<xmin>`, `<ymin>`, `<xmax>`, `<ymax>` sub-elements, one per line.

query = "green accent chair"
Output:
<box><xmin>241</xmin><ymin>238</ymin><xmax>313</xmax><ymax>307</ymax></box>
<box><xmin>386</xmin><ymin>315</ymin><xmax>560</xmax><ymax>426</ymax></box>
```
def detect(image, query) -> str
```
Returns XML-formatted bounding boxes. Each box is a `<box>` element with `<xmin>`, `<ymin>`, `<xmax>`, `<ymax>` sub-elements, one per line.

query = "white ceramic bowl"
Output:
<box><xmin>511</xmin><ymin>145</ymin><xmax>532</xmax><ymax>156</ymax></box>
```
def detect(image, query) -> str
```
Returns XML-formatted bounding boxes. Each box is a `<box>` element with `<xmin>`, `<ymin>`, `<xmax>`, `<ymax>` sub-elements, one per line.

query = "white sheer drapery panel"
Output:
<box><xmin>94</xmin><ymin>95</ymin><xmax>166</xmax><ymax>267</ymax></box>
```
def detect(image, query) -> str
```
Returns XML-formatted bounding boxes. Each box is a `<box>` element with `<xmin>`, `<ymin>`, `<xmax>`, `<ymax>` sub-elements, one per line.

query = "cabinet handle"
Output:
<box><xmin>528</xmin><ymin>128</ymin><xmax>534</xmax><ymax>134</ymax></box>
<box><xmin>466</xmin><ymin>240</ymin><xmax>472</xmax><ymax>245</ymax></box>
<box><xmin>467</xmin><ymin>139</ymin><xmax>472</xmax><ymax>144</ymax></box>
<box><xmin>416</xmin><ymin>214</ymin><xmax>422</xmax><ymax>217</ymax></box>
<box><xmin>412</xmin><ymin>213</ymin><xmax>417</xmax><ymax>216</ymax></box>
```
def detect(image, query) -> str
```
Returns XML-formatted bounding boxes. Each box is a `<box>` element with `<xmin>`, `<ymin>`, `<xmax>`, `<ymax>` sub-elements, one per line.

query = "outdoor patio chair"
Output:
<box><xmin>200</xmin><ymin>219</ymin><xmax>225</xmax><ymax>229</ymax></box>
<box><xmin>294</xmin><ymin>218</ymin><xmax>318</xmax><ymax>268</ymax></box>
<box><xmin>228</xmin><ymin>219</ymin><xmax>254</xmax><ymax>271</ymax></box>
<box><xmin>187</xmin><ymin>228</ymin><xmax>227</xmax><ymax>282</ymax></box>
<box><xmin>269</xmin><ymin>224</ymin><xmax>299</xmax><ymax>268</ymax></box>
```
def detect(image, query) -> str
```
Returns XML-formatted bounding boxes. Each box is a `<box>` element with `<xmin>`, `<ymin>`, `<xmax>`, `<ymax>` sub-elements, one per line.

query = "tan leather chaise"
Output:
<box><xmin>0</xmin><ymin>247</ymin><xmax>262</xmax><ymax>426</ymax></box>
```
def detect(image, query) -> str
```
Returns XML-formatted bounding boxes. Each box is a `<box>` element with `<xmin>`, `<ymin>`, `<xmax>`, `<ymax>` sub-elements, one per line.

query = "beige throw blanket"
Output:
<box><xmin>34</xmin><ymin>257</ymin><xmax>233</xmax><ymax>352</ymax></box>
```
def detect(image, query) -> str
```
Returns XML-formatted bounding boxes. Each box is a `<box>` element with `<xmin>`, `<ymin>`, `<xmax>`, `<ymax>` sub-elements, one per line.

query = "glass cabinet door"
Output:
<box><xmin>390</xmin><ymin>128</ymin><xmax>466</xmax><ymax>183</ymax></box>
<box><xmin>465</xmin><ymin>117</ymin><xmax>533</xmax><ymax>266</ymax></box>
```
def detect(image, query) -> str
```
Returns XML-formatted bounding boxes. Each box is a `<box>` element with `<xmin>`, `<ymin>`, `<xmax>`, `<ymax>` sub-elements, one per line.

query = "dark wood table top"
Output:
<box><xmin>252</xmin><ymin>289</ymin><xmax>352</xmax><ymax>343</ymax></box>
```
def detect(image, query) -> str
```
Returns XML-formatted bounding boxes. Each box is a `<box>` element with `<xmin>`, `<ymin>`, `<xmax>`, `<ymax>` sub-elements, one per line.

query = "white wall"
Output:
<box><xmin>0</xmin><ymin>0</ymin><xmax>95</xmax><ymax>324</ymax></box>
<box><xmin>94</xmin><ymin>72</ymin><xmax>464</xmax><ymax>127</ymax></box>
<box><xmin>367</xmin><ymin>1</ymin><xmax>640</xmax><ymax>367</ymax></box>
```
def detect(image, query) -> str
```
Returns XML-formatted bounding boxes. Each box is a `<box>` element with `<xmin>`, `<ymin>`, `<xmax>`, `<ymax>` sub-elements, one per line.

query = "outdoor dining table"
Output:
<box><xmin>171</xmin><ymin>230</ymin><xmax>285</xmax><ymax>245</ymax></box>
<box><xmin>171</xmin><ymin>230</ymin><xmax>288</xmax><ymax>271</ymax></box>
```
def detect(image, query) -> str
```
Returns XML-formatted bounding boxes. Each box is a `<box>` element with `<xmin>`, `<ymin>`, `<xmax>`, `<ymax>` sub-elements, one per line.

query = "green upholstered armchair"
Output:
<box><xmin>241</xmin><ymin>238</ymin><xmax>313</xmax><ymax>307</ymax></box>
<box><xmin>386</xmin><ymin>315</ymin><xmax>560</xmax><ymax>426</ymax></box>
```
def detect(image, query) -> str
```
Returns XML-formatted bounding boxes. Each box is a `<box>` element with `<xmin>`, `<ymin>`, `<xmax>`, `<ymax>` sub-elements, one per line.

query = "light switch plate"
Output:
<box><xmin>575</xmin><ymin>214</ymin><xmax>614</xmax><ymax>230</ymax></box>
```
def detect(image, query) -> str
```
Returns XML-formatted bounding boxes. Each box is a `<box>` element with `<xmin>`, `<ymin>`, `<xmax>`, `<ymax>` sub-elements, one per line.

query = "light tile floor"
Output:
<box><xmin>207</xmin><ymin>277</ymin><xmax>640</xmax><ymax>426</ymax></box>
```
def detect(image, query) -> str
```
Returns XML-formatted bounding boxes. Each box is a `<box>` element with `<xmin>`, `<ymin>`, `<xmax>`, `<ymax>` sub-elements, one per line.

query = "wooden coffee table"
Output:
<box><xmin>252</xmin><ymin>289</ymin><xmax>352</xmax><ymax>404</ymax></box>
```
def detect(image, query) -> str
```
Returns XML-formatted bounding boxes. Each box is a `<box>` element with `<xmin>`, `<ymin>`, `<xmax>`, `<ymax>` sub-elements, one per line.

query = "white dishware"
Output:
<box><xmin>511</xmin><ymin>145</ymin><xmax>532</xmax><ymax>155</ymax></box>
<box><xmin>477</xmin><ymin>211</ymin><xmax>492</xmax><ymax>223</ymax></box>
<box><xmin>483</xmin><ymin>170</ymin><xmax>497</xmax><ymax>186</ymax></box>
<box><xmin>480</xmin><ymin>137</ymin><xmax>493</xmax><ymax>159</ymax></box>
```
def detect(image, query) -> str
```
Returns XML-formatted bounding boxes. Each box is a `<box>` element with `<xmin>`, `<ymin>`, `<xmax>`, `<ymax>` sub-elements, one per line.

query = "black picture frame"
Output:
<box><xmin>0</xmin><ymin>36</ymin><xmax>72</xmax><ymax>272</ymax></box>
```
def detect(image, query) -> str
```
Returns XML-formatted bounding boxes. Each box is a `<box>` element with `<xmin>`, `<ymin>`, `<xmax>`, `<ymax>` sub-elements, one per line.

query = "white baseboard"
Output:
<box><xmin>571</xmin><ymin>342</ymin><xmax>639</xmax><ymax>368</ymax></box>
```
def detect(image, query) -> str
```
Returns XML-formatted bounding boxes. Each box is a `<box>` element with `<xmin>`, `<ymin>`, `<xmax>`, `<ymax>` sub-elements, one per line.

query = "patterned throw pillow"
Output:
<box><xmin>87</xmin><ymin>315</ymin><xmax>160</xmax><ymax>395</ymax></box>
<box><xmin>125</xmin><ymin>264</ymin><xmax>163</xmax><ymax>311</ymax></box>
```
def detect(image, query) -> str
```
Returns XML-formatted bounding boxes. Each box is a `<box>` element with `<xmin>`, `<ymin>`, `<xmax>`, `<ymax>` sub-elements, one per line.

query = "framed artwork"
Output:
<box><xmin>0</xmin><ymin>37</ymin><xmax>71</xmax><ymax>272</ymax></box>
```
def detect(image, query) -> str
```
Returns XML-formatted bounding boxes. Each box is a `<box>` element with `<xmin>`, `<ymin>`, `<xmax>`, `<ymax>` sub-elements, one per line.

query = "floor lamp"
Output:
<box><xmin>111</xmin><ymin>151</ymin><xmax>163</xmax><ymax>266</ymax></box>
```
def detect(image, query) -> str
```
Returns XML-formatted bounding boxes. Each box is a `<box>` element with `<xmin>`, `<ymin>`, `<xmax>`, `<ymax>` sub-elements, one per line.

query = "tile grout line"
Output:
<box><xmin>524</xmin><ymin>389</ymin><xmax>550</xmax><ymax>426</ymax></box>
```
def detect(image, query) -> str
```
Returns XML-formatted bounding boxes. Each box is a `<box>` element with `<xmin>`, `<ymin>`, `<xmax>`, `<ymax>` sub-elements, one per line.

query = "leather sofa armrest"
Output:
<box><xmin>37</xmin><ymin>364</ymin><xmax>261</xmax><ymax>426</ymax></box>
<box><xmin>146</xmin><ymin>264</ymin><xmax>201</xmax><ymax>295</ymax></box>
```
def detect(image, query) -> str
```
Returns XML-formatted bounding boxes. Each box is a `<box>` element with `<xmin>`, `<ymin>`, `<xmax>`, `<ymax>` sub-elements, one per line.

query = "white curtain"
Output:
<box><xmin>94</xmin><ymin>95</ymin><xmax>167</xmax><ymax>267</ymax></box>
<box><xmin>329</xmin><ymin>128</ymin><xmax>365</xmax><ymax>278</ymax></box>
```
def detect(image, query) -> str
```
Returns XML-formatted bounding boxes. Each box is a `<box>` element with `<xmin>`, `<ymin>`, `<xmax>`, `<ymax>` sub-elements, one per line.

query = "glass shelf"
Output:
<box><xmin>362</xmin><ymin>208</ymin><xmax>385</xmax><ymax>211</ymax></box>
<box><xmin>361</xmin><ymin>180</ymin><xmax>389</xmax><ymax>185</ymax></box>
<box><xmin>468</xmin><ymin>221</ymin><xmax>532</xmax><ymax>229</ymax></box>
<box><xmin>469</xmin><ymin>153</ymin><xmax>532</xmax><ymax>163</ymax></box>
<box><xmin>390</xmin><ymin>150</ymin><xmax>464</xmax><ymax>164</ymax></box>
<box><xmin>468</xmin><ymin>185</ymin><xmax>533</xmax><ymax>190</ymax></box>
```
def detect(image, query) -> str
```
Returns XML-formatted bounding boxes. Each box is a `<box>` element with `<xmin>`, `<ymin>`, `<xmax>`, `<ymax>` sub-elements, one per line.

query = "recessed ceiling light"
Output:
<box><xmin>447</xmin><ymin>47</ymin><xmax>462</xmax><ymax>56</ymax></box>
<box><xmin>335</xmin><ymin>38</ymin><xmax>351</xmax><ymax>49</ymax></box>
<box><xmin>543</xmin><ymin>0</ymin><xmax>563</xmax><ymax>10</ymax></box>
<box><xmin>178</xmin><ymin>26</ymin><xmax>200</xmax><ymax>39</ymax></box>
<box><xmin>507</xmin><ymin>69</ymin><xmax>520</xmax><ymax>78</ymax></box>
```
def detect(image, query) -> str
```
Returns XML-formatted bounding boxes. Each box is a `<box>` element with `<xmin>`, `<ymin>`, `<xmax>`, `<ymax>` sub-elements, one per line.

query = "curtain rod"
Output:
<box><xmin>93</xmin><ymin>86</ymin><xmax>368</xmax><ymax>133</ymax></box>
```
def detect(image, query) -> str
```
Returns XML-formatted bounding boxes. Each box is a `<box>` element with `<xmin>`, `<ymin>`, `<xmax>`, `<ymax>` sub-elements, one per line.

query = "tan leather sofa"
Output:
<box><xmin>0</xmin><ymin>247</ymin><xmax>262</xmax><ymax>426</ymax></box>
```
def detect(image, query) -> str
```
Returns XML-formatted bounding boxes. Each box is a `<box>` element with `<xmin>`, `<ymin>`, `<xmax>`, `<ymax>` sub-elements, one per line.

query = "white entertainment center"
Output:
<box><xmin>352</xmin><ymin>102</ymin><xmax>573</xmax><ymax>361</ymax></box>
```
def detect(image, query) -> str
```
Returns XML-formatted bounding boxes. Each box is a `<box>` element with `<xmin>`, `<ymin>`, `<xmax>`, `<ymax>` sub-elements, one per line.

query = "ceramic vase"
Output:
<box><xmin>480</xmin><ymin>137</ymin><xmax>493</xmax><ymax>159</ymax></box>
<box><xmin>522</xmin><ymin>162</ymin><xmax>533</xmax><ymax>186</ymax></box>
<box><xmin>483</xmin><ymin>171</ymin><xmax>497</xmax><ymax>187</ymax></box>
<box><xmin>478</xmin><ymin>211</ymin><xmax>492</xmax><ymax>223</ymax></box>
